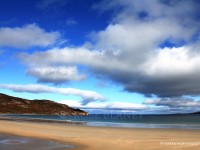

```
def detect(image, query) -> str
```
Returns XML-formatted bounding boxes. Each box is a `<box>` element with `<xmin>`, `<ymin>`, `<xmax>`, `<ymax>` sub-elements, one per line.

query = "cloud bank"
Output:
<box><xmin>18</xmin><ymin>0</ymin><xmax>200</xmax><ymax>99</ymax></box>
<box><xmin>60</xmin><ymin>97</ymin><xmax>200</xmax><ymax>114</ymax></box>
<box><xmin>60</xmin><ymin>100</ymin><xmax>148</xmax><ymax>111</ymax></box>
<box><xmin>0</xmin><ymin>84</ymin><xmax>105</xmax><ymax>105</ymax></box>
<box><xmin>20</xmin><ymin>45</ymin><xmax>200</xmax><ymax>97</ymax></box>
<box><xmin>143</xmin><ymin>97</ymin><xmax>200</xmax><ymax>108</ymax></box>
<box><xmin>143</xmin><ymin>97</ymin><xmax>200</xmax><ymax>113</ymax></box>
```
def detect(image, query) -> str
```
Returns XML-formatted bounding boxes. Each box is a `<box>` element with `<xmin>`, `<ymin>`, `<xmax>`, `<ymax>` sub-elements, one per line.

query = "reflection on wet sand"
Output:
<box><xmin>0</xmin><ymin>134</ymin><xmax>74</xmax><ymax>150</ymax></box>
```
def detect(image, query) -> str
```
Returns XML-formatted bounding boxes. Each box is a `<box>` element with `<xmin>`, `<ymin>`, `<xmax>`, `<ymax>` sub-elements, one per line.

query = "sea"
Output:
<box><xmin>1</xmin><ymin>114</ymin><xmax>200</xmax><ymax>130</ymax></box>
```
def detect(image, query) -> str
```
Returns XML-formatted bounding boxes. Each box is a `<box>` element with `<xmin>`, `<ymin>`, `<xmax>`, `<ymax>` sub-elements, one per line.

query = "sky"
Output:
<box><xmin>0</xmin><ymin>0</ymin><xmax>200</xmax><ymax>114</ymax></box>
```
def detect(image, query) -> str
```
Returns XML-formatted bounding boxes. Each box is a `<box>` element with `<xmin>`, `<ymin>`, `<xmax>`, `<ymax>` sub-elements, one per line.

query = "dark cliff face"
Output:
<box><xmin>0</xmin><ymin>93</ymin><xmax>88</xmax><ymax>116</ymax></box>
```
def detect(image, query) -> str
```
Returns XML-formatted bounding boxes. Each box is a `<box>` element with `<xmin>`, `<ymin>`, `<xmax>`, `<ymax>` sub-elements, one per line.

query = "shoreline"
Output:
<box><xmin>0</xmin><ymin>119</ymin><xmax>200</xmax><ymax>150</ymax></box>
<box><xmin>1</xmin><ymin>115</ymin><xmax>200</xmax><ymax>130</ymax></box>
<box><xmin>0</xmin><ymin>116</ymin><xmax>86</xmax><ymax>125</ymax></box>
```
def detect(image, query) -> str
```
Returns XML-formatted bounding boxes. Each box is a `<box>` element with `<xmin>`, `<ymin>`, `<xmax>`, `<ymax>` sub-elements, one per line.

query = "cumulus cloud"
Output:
<box><xmin>61</xmin><ymin>97</ymin><xmax>200</xmax><ymax>114</ymax></box>
<box><xmin>143</xmin><ymin>97</ymin><xmax>200</xmax><ymax>113</ymax></box>
<box><xmin>19</xmin><ymin>0</ymin><xmax>200</xmax><ymax>99</ymax></box>
<box><xmin>143</xmin><ymin>97</ymin><xmax>200</xmax><ymax>108</ymax></box>
<box><xmin>60</xmin><ymin>100</ymin><xmax>148</xmax><ymax>110</ymax></box>
<box><xmin>27</xmin><ymin>66</ymin><xmax>86</xmax><ymax>84</ymax></box>
<box><xmin>0</xmin><ymin>24</ymin><xmax>60</xmax><ymax>48</ymax></box>
<box><xmin>20</xmin><ymin>44</ymin><xmax>200</xmax><ymax>97</ymax></box>
<box><xmin>0</xmin><ymin>84</ymin><xmax>106</xmax><ymax>104</ymax></box>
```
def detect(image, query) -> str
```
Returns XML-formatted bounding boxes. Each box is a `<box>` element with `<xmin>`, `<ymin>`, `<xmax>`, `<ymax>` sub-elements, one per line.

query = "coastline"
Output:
<box><xmin>0</xmin><ymin>119</ymin><xmax>200</xmax><ymax>150</ymax></box>
<box><xmin>1</xmin><ymin>115</ymin><xmax>200</xmax><ymax>130</ymax></box>
<box><xmin>0</xmin><ymin>116</ymin><xmax>86</xmax><ymax>125</ymax></box>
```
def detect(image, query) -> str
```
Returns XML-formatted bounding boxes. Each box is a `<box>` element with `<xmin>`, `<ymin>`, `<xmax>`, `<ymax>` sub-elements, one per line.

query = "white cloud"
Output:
<box><xmin>0</xmin><ymin>24</ymin><xmax>60</xmax><ymax>48</ymax></box>
<box><xmin>60</xmin><ymin>100</ymin><xmax>148</xmax><ymax>110</ymax></box>
<box><xmin>143</xmin><ymin>97</ymin><xmax>200</xmax><ymax>107</ymax></box>
<box><xmin>144</xmin><ymin>46</ymin><xmax>200</xmax><ymax>76</ymax></box>
<box><xmin>18</xmin><ymin>1</ymin><xmax>200</xmax><ymax>99</ymax></box>
<box><xmin>0</xmin><ymin>84</ymin><xmax>105</xmax><ymax>104</ymax></box>
<box><xmin>60</xmin><ymin>98</ymin><xmax>200</xmax><ymax>114</ymax></box>
<box><xmin>20</xmin><ymin>46</ymin><xmax>133</xmax><ymax>73</ymax></box>
<box><xmin>27</xmin><ymin>66</ymin><xmax>86</xmax><ymax>84</ymax></box>
<box><xmin>20</xmin><ymin>43</ymin><xmax>200</xmax><ymax>97</ymax></box>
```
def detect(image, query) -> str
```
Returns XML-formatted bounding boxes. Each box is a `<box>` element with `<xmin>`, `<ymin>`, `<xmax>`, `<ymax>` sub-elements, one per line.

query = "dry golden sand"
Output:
<box><xmin>0</xmin><ymin>120</ymin><xmax>200</xmax><ymax>150</ymax></box>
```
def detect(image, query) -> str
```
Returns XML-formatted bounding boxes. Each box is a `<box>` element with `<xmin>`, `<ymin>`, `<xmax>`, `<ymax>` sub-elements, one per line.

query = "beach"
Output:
<box><xmin>0</xmin><ymin>119</ymin><xmax>200</xmax><ymax>150</ymax></box>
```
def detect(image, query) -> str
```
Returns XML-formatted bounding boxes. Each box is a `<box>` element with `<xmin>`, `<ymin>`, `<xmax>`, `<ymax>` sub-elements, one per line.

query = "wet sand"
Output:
<box><xmin>0</xmin><ymin>119</ymin><xmax>200</xmax><ymax>150</ymax></box>
<box><xmin>0</xmin><ymin>134</ymin><xmax>74</xmax><ymax>150</ymax></box>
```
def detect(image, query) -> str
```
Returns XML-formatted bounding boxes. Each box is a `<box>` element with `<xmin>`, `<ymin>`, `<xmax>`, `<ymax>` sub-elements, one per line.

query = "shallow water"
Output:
<box><xmin>3</xmin><ymin>114</ymin><xmax>200</xmax><ymax>129</ymax></box>
<box><xmin>0</xmin><ymin>134</ymin><xmax>74</xmax><ymax>150</ymax></box>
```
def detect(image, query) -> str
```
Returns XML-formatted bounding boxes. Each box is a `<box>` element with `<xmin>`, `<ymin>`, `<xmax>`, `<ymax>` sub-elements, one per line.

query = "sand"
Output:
<box><xmin>0</xmin><ymin>120</ymin><xmax>200</xmax><ymax>150</ymax></box>
<box><xmin>0</xmin><ymin>134</ymin><xmax>74</xmax><ymax>150</ymax></box>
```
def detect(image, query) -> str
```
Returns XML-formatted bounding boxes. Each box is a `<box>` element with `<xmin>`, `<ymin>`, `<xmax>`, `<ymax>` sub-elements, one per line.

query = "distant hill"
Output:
<box><xmin>0</xmin><ymin>93</ymin><xmax>88</xmax><ymax>116</ymax></box>
<box><xmin>190</xmin><ymin>111</ymin><xmax>200</xmax><ymax>114</ymax></box>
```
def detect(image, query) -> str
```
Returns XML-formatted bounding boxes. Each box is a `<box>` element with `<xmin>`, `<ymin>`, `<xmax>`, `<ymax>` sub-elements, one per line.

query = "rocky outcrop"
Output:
<box><xmin>0</xmin><ymin>93</ymin><xmax>88</xmax><ymax>116</ymax></box>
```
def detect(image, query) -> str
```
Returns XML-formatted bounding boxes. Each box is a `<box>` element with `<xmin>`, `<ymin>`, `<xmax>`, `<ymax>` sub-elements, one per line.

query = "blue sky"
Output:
<box><xmin>1</xmin><ymin>0</ymin><xmax>200</xmax><ymax>114</ymax></box>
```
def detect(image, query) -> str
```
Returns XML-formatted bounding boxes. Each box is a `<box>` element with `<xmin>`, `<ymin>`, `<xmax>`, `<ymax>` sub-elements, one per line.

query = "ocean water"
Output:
<box><xmin>2</xmin><ymin>114</ymin><xmax>200</xmax><ymax>130</ymax></box>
